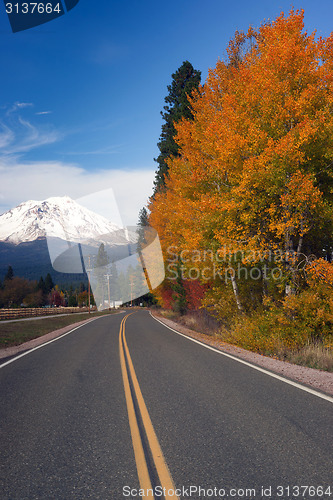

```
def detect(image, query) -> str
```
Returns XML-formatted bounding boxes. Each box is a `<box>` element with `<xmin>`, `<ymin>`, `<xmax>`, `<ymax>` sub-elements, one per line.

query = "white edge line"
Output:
<box><xmin>150</xmin><ymin>312</ymin><xmax>333</xmax><ymax>404</ymax></box>
<box><xmin>0</xmin><ymin>316</ymin><xmax>103</xmax><ymax>369</ymax></box>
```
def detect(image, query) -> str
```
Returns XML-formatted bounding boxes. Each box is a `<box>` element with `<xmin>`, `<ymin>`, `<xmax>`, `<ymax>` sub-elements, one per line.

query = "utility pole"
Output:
<box><xmin>87</xmin><ymin>255</ymin><xmax>91</xmax><ymax>315</ymax></box>
<box><xmin>130</xmin><ymin>274</ymin><xmax>134</xmax><ymax>307</ymax></box>
<box><xmin>105</xmin><ymin>273</ymin><xmax>112</xmax><ymax>309</ymax></box>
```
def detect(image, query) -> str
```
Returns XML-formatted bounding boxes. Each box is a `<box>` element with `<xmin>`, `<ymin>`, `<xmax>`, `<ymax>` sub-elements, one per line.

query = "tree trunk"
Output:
<box><xmin>230</xmin><ymin>274</ymin><xmax>244</xmax><ymax>312</ymax></box>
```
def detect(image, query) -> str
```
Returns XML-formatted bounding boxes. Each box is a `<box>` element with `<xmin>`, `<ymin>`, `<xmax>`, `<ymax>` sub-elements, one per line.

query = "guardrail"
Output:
<box><xmin>0</xmin><ymin>307</ymin><xmax>95</xmax><ymax>321</ymax></box>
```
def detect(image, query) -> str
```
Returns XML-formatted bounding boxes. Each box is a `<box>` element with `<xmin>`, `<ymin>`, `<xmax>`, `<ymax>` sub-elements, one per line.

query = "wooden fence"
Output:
<box><xmin>0</xmin><ymin>307</ymin><xmax>94</xmax><ymax>321</ymax></box>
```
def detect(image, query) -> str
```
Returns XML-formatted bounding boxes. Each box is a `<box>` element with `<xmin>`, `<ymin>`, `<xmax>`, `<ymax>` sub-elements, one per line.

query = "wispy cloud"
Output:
<box><xmin>0</xmin><ymin>124</ymin><xmax>15</xmax><ymax>149</ymax></box>
<box><xmin>13</xmin><ymin>116</ymin><xmax>59</xmax><ymax>153</ymax></box>
<box><xmin>15</xmin><ymin>102</ymin><xmax>33</xmax><ymax>109</ymax></box>
<box><xmin>0</xmin><ymin>103</ymin><xmax>60</xmax><ymax>155</ymax></box>
<box><xmin>6</xmin><ymin>102</ymin><xmax>33</xmax><ymax>115</ymax></box>
<box><xmin>35</xmin><ymin>111</ymin><xmax>52</xmax><ymax>115</ymax></box>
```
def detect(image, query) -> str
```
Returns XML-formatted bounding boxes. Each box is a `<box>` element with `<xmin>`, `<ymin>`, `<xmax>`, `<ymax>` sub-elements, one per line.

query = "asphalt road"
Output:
<box><xmin>1</xmin><ymin>310</ymin><xmax>332</xmax><ymax>500</ymax></box>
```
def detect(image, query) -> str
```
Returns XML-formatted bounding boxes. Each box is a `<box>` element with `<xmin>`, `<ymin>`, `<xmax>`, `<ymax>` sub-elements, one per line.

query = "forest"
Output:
<box><xmin>0</xmin><ymin>265</ymin><xmax>93</xmax><ymax>308</ymax></box>
<box><xmin>148</xmin><ymin>10</ymin><xmax>333</xmax><ymax>368</ymax></box>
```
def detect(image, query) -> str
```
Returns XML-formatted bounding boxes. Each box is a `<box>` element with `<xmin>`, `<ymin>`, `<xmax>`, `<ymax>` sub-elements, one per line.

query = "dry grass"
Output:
<box><xmin>158</xmin><ymin>309</ymin><xmax>178</xmax><ymax>321</ymax></box>
<box><xmin>0</xmin><ymin>310</ymin><xmax>116</xmax><ymax>348</ymax></box>
<box><xmin>159</xmin><ymin>309</ymin><xmax>222</xmax><ymax>336</ymax></box>
<box><xmin>286</xmin><ymin>344</ymin><xmax>333</xmax><ymax>372</ymax></box>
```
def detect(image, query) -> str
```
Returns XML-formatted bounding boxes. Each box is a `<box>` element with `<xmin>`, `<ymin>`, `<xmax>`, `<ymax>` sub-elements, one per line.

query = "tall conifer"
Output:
<box><xmin>153</xmin><ymin>61</ymin><xmax>201</xmax><ymax>194</ymax></box>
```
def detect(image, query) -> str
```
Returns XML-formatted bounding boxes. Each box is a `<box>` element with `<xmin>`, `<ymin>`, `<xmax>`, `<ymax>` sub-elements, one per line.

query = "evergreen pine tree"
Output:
<box><xmin>138</xmin><ymin>207</ymin><xmax>149</xmax><ymax>227</ymax></box>
<box><xmin>153</xmin><ymin>61</ymin><xmax>201</xmax><ymax>194</ymax></box>
<box><xmin>4</xmin><ymin>265</ymin><xmax>14</xmax><ymax>281</ymax></box>
<box><xmin>45</xmin><ymin>273</ymin><xmax>54</xmax><ymax>293</ymax></box>
<box><xmin>137</xmin><ymin>206</ymin><xmax>149</xmax><ymax>247</ymax></box>
<box><xmin>37</xmin><ymin>276</ymin><xmax>47</xmax><ymax>294</ymax></box>
<box><xmin>68</xmin><ymin>294</ymin><xmax>77</xmax><ymax>307</ymax></box>
<box><xmin>134</xmin><ymin>207</ymin><xmax>159</xmax><ymax>306</ymax></box>
<box><xmin>96</xmin><ymin>243</ymin><xmax>108</xmax><ymax>268</ymax></box>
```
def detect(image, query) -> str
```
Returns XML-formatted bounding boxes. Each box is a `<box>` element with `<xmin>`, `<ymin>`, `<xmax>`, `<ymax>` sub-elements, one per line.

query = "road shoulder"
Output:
<box><xmin>150</xmin><ymin>311</ymin><xmax>333</xmax><ymax>397</ymax></box>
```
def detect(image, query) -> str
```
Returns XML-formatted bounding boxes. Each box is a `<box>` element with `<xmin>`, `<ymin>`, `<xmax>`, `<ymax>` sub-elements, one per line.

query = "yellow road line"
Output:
<box><xmin>119</xmin><ymin>315</ymin><xmax>154</xmax><ymax>497</ymax></box>
<box><xmin>120</xmin><ymin>313</ymin><xmax>180</xmax><ymax>500</ymax></box>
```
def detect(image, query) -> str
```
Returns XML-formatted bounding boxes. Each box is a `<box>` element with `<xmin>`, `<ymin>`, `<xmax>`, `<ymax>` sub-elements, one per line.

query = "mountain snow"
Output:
<box><xmin>0</xmin><ymin>196</ymin><xmax>124</xmax><ymax>244</ymax></box>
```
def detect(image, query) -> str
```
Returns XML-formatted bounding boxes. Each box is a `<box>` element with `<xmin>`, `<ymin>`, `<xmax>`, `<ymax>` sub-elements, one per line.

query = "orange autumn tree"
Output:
<box><xmin>306</xmin><ymin>258</ymin><xmax>333</xmax><ymax>288</ymax></box>
<box><xmin>149</xmin><ymin>9</ymin><xmax>333</xmax><ymax>312</ymax></box>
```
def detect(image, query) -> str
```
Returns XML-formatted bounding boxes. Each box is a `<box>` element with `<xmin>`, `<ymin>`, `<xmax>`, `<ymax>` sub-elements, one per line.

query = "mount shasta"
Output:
<box><xmin>0</xmin><ymin>196</ymin><xmax>137</xmax><ymax>283</ymax></box>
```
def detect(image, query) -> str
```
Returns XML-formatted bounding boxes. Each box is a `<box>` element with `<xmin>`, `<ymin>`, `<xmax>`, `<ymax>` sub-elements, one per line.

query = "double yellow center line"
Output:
<box><xmin>119</xmin><ymin>314</ymin><xmax>179</xmax><ymax>500</ymax></box>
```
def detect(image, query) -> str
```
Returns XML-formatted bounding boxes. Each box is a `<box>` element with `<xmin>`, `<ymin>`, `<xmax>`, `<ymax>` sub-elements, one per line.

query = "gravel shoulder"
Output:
<box><xmin>151</xmin><ymin>311</ymin><xmax>333</xmax><ymax>397</ymax></box>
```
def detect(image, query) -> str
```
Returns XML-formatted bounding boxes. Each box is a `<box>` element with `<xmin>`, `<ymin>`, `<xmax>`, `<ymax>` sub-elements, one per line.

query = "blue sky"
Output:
<box><xmin>1</xmin><ymin>0</ymin><xmax>333</xmax><ymax>224</ymax></box>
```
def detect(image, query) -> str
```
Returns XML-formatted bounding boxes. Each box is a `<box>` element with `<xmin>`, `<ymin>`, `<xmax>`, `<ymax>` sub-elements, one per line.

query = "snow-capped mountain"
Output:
<box><xmin>0</xmin><ymin>196</ymin><xmax>124</xmax><ymax>245</ymax></box>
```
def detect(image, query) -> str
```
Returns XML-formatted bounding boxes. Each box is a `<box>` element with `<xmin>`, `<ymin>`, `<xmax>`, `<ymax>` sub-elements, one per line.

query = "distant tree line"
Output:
<box><xmin>0</xmin><ymin>266</ymin><xmax>94</xmax><ymax>308</ymax></box>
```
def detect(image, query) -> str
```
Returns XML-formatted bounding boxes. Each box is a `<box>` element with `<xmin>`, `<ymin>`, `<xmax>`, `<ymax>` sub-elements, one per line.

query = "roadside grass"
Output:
<box><xmin>0</xmin><ymin>310</ymin><xmax>118</xmax><ymax>348</ymax></box>
<box><xmin>157</xmin><ymin>308</ymin><xmax>221</xmax><ymax>335</ymax></box>
<box><xmin>285</xmin><ymin>344</ymin><xmax>333</xmax><ymax>372</ymax></box>
<box><xmin>157</xmin><ymin>309</ymin><xmax>178</xmax><ymax>321</ymax></box>
<box><xmin>157</xmin><ymin>308</ymin><xmax>333</xmax><ymax>372</ymax></box>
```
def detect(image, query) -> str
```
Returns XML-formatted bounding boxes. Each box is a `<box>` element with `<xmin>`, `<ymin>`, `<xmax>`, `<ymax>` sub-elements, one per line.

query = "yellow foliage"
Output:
<box><xmin>150</xmin><ymin>9</ymin><xmax>333</xmax><ymax>263</ymax></box>
<box><xmin>306</xmin><ymin>258</ymin><xmax>333</xmax><ymax>287</ymax></box>
<box><xmin>149</xmin><ymin>9</ymin><xmax>333</xmax><ymax>322</ymax></box>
